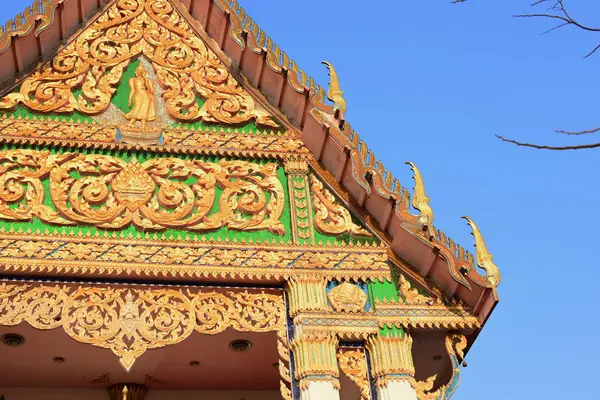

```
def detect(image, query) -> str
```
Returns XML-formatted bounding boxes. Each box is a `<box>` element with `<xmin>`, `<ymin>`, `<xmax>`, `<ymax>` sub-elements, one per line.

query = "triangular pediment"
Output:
<box><xmin>0</xmin><ymin>0</ymin><xmax>281</xmax><ymax>144</ymax></box>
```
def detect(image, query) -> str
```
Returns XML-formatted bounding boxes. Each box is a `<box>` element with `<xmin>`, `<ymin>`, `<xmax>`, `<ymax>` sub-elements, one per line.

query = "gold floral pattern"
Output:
<box><xmin>0</xmin><ymin>282</ymin><xmax>285</xmax><ymax>371</ymax></box>
<box><xmin>0</xmin><ymin>149</ymin><xmax>285</xmax><ymax>234</ymax></box>
<box><xmin>0</xmin><ymin>0</ymin><xmax>278</xmax><ymax>128</ymax></box>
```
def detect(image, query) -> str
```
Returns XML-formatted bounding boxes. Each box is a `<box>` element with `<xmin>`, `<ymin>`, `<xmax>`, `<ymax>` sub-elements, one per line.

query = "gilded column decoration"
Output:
<box><xmin>309</xmin><ymin>175</ymin><xmax>372</xmax><ymax>237</ymax></box>
<box><xmin>0</xmin><ymin>149</ymin><xmax>285</xmax><ymax>234</ymax></box>
<box><xmin>287</xmin><ymin>275</ymin><xmax>328</xmax><ymax>317</ymax></box>
<box><xmin>336</xmin><ymin>348</ymin><xmax>371</xmax><ymax>400</ymax></box>
<box><xmin>411</xmin><ymin>334</ymin><xmax>467</xmax><ymax>400</ymax></box>
<box><xmin>290</xmin><ymin>332</ymin><xmax>340</xmax><ymax>391</ymax></box>
<box><xmin>0</xmin><ymin>283</ymin><xmax>285</xmax><ymax>371</ymax></box>
<box><xmin>366</xmin><ymin>333</ymin><xmax>415</xmax><ymax>387</ymax></box>
<box><xmin>284</xmin><ymin>158</ymin><xmax>314</xmax><ymax>244</ymax></box>
<box><xmin>327</xmin><ymin>282</ymin><xmax>367</xmax><ymax>313</ymax></box>
<box><xmin>0</xmin><ymin>0</ymin><xmax>278</xmax><ymax>129</ymax></box>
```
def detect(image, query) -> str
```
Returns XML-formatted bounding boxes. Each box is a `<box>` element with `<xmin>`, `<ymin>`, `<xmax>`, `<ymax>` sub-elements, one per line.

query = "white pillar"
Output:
<box><xmin>367</xmin><ymin>334</ymin><xmax>418</xmax><ymax>399</ymax></box>
<box><xmin>300</xmin><ymin>380</ymin><xmax>340</xmax><ymax>400</ymax></box>
<box><xmin>377</xmin><ymin>379</ymin><xmax>418</xmax><ymax>400</ymax></box>
<box><xmin>291</xmin><ymin>332</ymin><xmax>340</xmax><ymax>400</ymax></box>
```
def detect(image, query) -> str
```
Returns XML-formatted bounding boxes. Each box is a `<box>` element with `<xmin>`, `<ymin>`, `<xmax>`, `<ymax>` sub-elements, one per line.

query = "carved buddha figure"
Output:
<box><xmin>125</xmin><ymin>64</ymin><xmax>156</xmax><ymax>129</ymax></box>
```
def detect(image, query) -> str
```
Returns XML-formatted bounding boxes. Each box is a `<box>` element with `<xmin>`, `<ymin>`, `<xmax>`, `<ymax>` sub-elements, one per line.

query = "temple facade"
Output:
<box><xmin>0</xmin><ymin>1</ymin><xmax>500</xmax><ymax>399</ymax></box>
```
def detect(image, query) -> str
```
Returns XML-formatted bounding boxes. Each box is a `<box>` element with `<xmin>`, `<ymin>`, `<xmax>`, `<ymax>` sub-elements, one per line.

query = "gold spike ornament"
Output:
<box><xmin>322</xmin><ymin>61</ymin><xmax>347</xmax><ymax>113</ymax></box>
<box><xmin>463</xmin><ymin>216</ymin><xmax>501</xmax><ymax>287</ymax></box>
<box><xmin>406</xmin><ymin>161</ymin><xmax>434</xmax><ymax>225</ymax></box>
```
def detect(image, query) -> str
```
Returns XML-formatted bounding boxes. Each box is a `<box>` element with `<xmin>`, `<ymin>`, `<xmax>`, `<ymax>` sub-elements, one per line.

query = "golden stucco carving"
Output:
<box><xmin>398</xmin><ymin>275</ymin><xmax>434</xmax><ymax>305</ymax></box>
<box><xmin>337</xmin><ymin>348</ymin><xmax>371</xmax><ymax>400</ymax></box>
<box><xmin>0</xmin><ymin>282</ymin><xmax>285</xmax><ymax>371</ymax></box>
<box><xmin>310</xmin><ymin>175</ymin><xmax>372</xmax><ymax>237</ymax></box>
<box><xmin>0</xmin><ymin>0</ymin><xmax>278</xmax><ymax>129</ymax></box>
<box><xmin>327</xmin><ymin>282</ymin><xmax>367</xmax><ymax>313</ymax></box>
<box><xmin>0</xmin><ymin>149</ymin><xmax>285</xmax><ymax>234</ymax></box>
<box><xmin>164</xmin><ymin>128</ymin><xmax>310</xmax><ymax>157</ymax></box>
<box><xmin>0</xmin><ymin>124</ymin><xmax>309</xmax><ymax>159</ymax></box>
<box><xmin>0</xmin><ymin>116</ymin><xmax>116</xmax><ymax>142</ymax></box>
<box><xmin>285</xmin><ymin>161</ymin><xmax>314</xmax><ymax>244</ymax></box>
<box><xmin>411</xmin><ymin>334</ymin><xmax>467</xmax><ymax>400</ymax></box>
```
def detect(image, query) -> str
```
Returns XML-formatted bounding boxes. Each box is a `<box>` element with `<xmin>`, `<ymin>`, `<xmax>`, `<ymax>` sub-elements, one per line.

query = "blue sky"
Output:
<box><xmin>2</xmin><ymin>0</ymin><xmax>599</xmax><ymax>398</ymax></box>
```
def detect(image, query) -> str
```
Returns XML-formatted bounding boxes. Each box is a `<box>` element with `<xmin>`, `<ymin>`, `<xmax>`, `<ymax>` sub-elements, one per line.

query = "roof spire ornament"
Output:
<box><xmin>322</xmin><ymin>61</ymin><xmax>347</xmax><ymax>117</ymax></box>
<box><xmin>405</xmin><ymin>162</ymin><xmax>434</xmax><ymax>229</ymax></box>
<box><xmin>462</xmin><ymin>216</ymin><xmax>501</xmax><ymax>287</ymax></box>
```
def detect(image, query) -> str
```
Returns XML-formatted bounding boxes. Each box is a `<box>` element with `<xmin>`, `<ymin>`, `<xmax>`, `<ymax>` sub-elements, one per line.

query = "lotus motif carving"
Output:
<box><xmin>112</xmin><ymin>159</ymin><xmax>155</xmax><ymax>211</ymax></box>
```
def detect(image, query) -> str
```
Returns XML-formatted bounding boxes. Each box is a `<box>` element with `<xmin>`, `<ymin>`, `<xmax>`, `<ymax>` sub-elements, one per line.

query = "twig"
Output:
<box><xmin>556</xmin><ymin>127</ymin><xmax>600</xmax><ymax>135</ymax></box>
<box><xmin>496</xmin><ymin>135</ymin><xmax>600</xmax><ymax>150</ymax></box>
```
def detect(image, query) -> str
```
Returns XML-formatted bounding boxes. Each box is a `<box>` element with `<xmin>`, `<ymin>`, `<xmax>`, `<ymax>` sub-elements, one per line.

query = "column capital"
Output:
<box><xmin>287</xmin><ymin>275</ymin><xmax>329</xmax><ymax>317</ymax></box>
<box><xmin>366</xmin><ymin>332</ymin><xmax>415</xmax><ymax>387</ymax></box>
<box><xmin>291</xmin><ymin>331</ymin><xmax>340</xmax><ymax>390</ymax></box>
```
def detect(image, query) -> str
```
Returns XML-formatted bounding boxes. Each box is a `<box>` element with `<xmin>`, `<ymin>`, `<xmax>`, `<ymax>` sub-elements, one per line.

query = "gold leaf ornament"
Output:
<box><xmin>327</xmin><ymin>282</ymin><xmax>367</xmax><ymax>313</ymax></box>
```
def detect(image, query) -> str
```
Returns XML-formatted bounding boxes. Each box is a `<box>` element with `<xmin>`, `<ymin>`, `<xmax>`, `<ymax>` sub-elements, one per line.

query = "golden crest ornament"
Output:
<box><xmin>327</xmin><ymin>282</ymin><xmax>367</xmax><ymax>313</ymax></box>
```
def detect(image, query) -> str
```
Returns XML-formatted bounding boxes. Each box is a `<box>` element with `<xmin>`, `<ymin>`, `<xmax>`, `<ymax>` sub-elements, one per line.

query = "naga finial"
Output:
<box><xmin>462</xmin><ymin>216</ymin><xmax>501</xmax><ymax>287</ymax></box>
<box><xmin>405</xmin><ymin>161</ymin><xmax>434</xmax><ymax>225</ymax></box>
<box><xmin>322</xmin><ymin>61</ymin><xmax>347</xmax><ymax>113</ymax></box>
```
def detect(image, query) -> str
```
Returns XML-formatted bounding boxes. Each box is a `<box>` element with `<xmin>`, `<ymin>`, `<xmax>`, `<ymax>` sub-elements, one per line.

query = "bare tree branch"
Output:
<box><xmin>496</xmin><ymin>135</ymin><xmax>600</xmax><ymax>150</ymax></box>
<box><xmin>555</xmin><ymin>127</ymin><xmax>600</xmax><ymax>135</ymax></box>
<box><xmin>514</xmin><ymin>0</ymin><xmax>600</xmax><ymax>58</ymax></box>
<box><xmin>456</xmin><ymin>0</ymin><xmax>599</xmax><ymax>150</ymax></box>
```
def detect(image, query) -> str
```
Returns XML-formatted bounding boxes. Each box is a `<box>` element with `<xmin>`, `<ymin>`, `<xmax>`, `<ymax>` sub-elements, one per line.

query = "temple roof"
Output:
<box><xmin>0</xmin><ymin>0</ymin><xmax>499</xmax><ymax>327</ymax></box>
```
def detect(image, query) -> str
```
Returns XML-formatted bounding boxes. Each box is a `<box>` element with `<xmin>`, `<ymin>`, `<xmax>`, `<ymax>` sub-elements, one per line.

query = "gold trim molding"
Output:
<box><xmin>0</xmin><ymin>127</ymin><xmax>311</xmax><ymax>160</ymax></box>
<box><xmin>0</xmin><ymin>232</ymin><xmax>390</xmax><ymax>281</ymax></box>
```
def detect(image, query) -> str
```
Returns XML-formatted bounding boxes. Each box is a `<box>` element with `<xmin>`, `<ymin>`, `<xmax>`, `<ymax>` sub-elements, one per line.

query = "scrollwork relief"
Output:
<box><xmin>0</xmin><ymin>149</ymin><xmax>285</xmax><ymax>234</ymax></box>
<box><xmin>337</xmin><ymin>348</ymin><xmax>371</xmax><ymax>400</ymax></box>
<box><xmin>0</xmin><ymin>283</ymin><xmax>285</xmax><ymax>371</ymax></box>
<box><xmin>310</xmin><ymin>175</ymin><xmax>372</xmax><ymax>237</ymax></box>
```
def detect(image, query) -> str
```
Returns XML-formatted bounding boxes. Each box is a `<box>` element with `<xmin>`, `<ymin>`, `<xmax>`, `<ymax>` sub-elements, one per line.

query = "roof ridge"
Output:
<box><xmin>216</xmin><ymin>0</ymin><xmax>500</xmax><ymax>290</ymax></box>
<box><xmin>0</xmin><ymin>0</ymin><xmax>66</xmax><ymax>53</ymax></box>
